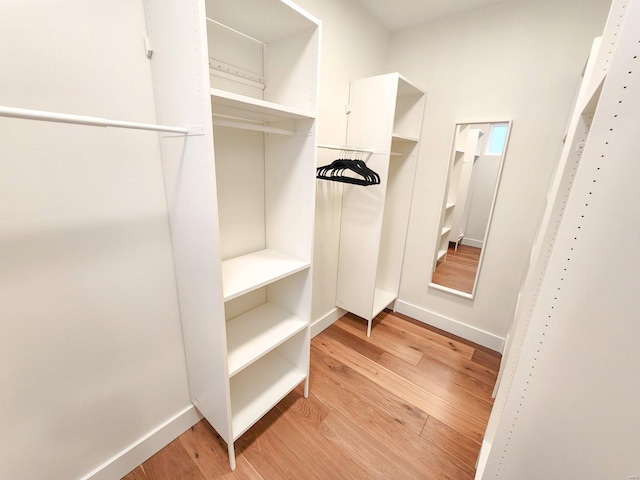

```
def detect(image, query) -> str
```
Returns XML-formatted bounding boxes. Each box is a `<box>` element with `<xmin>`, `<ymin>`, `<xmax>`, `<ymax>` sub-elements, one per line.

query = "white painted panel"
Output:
<box><xmin>264</xmin><ymin>27</ymin><xmax>320</xmax><ymax>111</ymax></box>
<box><xmin>265</xmin><ymin>123</ymin><xmax>317</xmax><ymax>262</ymax></box>
<box><xmin>214</xmin><ymin>126</ymin><xmax>266</xmax><ymax>259</ymax></box>
<box><xmin>335</xmin><ymin>74</ymin><xmax>397</xmax><ymax>320</ymax></box>
<box><xmin>482</xmin><ymin>0</ymin><xmax>640</xmax><ymax>476</ymax></box>
<box><xmin>206</xmin><ymin>0</ymin><xmax>318</xmax><ymax>44</ymax></box>
<box><xmin>145</xmin><ymin>0</ymin><xmax>232</xmax><ymax>448</ymax></box>
<box><xmin>0</xmin><ymin>2</ymin><xmax>192</xmax><ymax>479</ymax></box>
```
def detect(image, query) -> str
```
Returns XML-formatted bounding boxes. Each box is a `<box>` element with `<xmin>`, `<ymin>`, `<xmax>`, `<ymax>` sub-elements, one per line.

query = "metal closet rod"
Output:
<box><xmin>317</xmin><ymin>143</ymin><xmax>376</xmax><ymax>153</ymax></box>
<box><xmin>0</xmin><ymin>105</ymin><xmax>192</xmax><ymax>134</ymax></box>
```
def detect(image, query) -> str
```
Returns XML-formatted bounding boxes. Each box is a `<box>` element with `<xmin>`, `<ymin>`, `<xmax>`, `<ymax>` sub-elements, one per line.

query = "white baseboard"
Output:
<box><xmin>80</xmin><ymin>405</ymin><xmax>203</xmax><ymax>480</ymax></box>
<box><xmin>394</xmin><ymin>300</ymin><xmax>504</xmax><ymax>352</ymax></box>
<box><xmin>461</xmin><ymin>237</ymin><xmax>483</xmax><ymax>248</ymax></box>
<box><xmin>311</xmin><ymin>307</ymin><xmax>346</xmax><ymax>337</ymax></box>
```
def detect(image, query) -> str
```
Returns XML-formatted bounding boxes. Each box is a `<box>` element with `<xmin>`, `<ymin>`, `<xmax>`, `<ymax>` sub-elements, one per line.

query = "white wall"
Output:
<box><xmin>0</xmin><ymin>2</ymin><xmax>195</xmax><ymax>479</ymax></box>
<box><xmin>292</xmin><ymin>0</ymin><xmax>391</xmax><ymax>332</ymax></box>
<box><xmin>388</xmin><ymin>0</ymin><xmax>612</xmax><ymax>349</ymax></box>
<box><xmin>463</xmin><ymin>151</ymin><xmax>502</xmax><ymax>247</ymax></box>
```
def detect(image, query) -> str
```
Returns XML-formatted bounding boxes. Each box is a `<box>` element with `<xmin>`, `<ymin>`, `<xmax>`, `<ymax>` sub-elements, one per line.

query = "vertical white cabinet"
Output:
<box><xmin>335</xmin><ymin>73</ymin><xmax>425</xmax><ymax>336</ymax></box>
<box><xmin>145</xmin><ymin>0</ymin><xmax>319</xmax><ymax>470</ymax></box>
<box><xmin>435</xmin><ymin>125</ymin><xmax>482</xmax><ymax>269</ymax></box>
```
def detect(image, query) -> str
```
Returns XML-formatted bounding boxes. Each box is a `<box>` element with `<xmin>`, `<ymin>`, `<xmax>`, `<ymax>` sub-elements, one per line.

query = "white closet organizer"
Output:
<box><xmin>335</xmin><ymin>73</ymin><xmax>425</xmax><ymax>336</ymax></box>
<box><xmin>435</xmin><ymin>125</ymin><xmax>482</xmax><ymax>269</ymax></box>
<box><xmin>145</xmin><ymin>0</ymin><xmax>319</xmax><ymax>470</ymax></box>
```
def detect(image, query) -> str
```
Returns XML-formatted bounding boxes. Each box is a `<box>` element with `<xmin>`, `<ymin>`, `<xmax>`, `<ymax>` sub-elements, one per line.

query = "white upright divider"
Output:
<box><xmin>335</xmin><ymin>73</ymin><xmax>425</xmax><ymax>336</ymax></box>
<box><xmin>145</xmin><ymin>0</ymin><xmax>319</xmax><ymax>470</ymax></box>
<box><xmin>478</xmin><ymin>0</ymin><xmax>640</xmax><ymax>477</ymax></box>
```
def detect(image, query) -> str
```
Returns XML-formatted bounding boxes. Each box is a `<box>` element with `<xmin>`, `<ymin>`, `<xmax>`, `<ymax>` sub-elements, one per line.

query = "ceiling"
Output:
<box><xmin>357</xmin><ymin>0</ymin><xmax>513</xmax><ymax>31</ymax></box>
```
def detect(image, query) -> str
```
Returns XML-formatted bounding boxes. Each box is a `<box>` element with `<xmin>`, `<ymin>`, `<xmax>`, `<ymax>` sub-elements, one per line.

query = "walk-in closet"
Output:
<box><xmin>2</xmin><ymin>0</ymin><xmax>638</xmax><ymax>479</ymax></box>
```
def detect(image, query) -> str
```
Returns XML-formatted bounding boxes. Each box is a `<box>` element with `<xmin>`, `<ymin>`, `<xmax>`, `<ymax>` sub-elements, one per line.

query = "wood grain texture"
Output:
<box><xmin>122</xmin><ymin>311</ymin><xmax>500</xmax><ymax>479</ymax></box>
<box><xmin>432</xmin><ymin>244</ymin><xmax>481</xmax><ymax>294</ymax></box>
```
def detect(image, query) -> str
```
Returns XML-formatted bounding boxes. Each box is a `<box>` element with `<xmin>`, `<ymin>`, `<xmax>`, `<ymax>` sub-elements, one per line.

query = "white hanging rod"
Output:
<box><xmin>317</xmin><ymin>143</ymin><xmax>375</xmax><ymax>153</ymax></box>
<box><xmin>206</xmin><ymin>17</ymin><xmax>262</xmax><ymax>45</ymax></box>
<box><xmin>212</xmin><ymin>114</ymin><xmax>295</xmax><ymax>136</ymax></box>
<box><xmin>0</xmin><ymin>106</ymin><xmax>191</xmax><ymax>134</ymax></box>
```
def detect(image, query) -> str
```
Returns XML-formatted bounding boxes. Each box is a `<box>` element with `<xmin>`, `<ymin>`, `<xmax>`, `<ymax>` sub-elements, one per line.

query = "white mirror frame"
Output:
<box><xmin>429</xmin><ymin>120</ymin><xmax>512</xmax><ymax>299</ymax></box>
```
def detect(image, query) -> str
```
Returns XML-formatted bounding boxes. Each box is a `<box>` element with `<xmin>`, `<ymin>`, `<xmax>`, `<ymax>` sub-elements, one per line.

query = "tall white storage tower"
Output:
<box><xmin>145</xmin><ymin>0</ymin><xmax>320</xmax><ymax>470</ymax></box>
<box><xmin>335</xmin><ymin>73</ymin><xmax>425</xmax><ymax>336</ymax></box>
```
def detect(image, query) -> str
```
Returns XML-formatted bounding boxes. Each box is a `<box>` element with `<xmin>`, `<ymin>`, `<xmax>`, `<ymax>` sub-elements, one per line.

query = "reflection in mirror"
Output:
<box><xmin>430</xmin><ymin>121</ymin><xmax>511</xmax><ymax>298</ymax></box>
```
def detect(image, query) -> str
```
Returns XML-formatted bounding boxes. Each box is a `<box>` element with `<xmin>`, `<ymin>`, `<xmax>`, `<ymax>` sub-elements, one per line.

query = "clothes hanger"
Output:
<box><xmin>316</xmin><ymin>149</ymin><xmax>380</xmax><ymax>186</ymax></box>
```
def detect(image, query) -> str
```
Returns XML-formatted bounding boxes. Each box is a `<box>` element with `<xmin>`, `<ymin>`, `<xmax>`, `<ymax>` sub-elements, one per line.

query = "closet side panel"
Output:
<box><xmin>145</xmin><ymin>0</ymin><xmax>232</xmax><ymax>443</ymax></box>
<box><xmin>482</xmin><ymin>0</ymin><xmax>640</xmax><ymax>476</ymax></box>
<box><xmin>336</xmin><ymin>74</ymin><xmax>396</xmax><ymax>319</ymax></box>
<box><xmin>376</xmin><ymin>139</ymin><xmax>422</xmax><ymax>297</ymax></box>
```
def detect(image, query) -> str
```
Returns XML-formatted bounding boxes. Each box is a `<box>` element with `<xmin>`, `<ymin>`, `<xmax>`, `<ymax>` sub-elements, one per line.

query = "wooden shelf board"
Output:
<box><xmin>222</xmin><ymin>249</ymin><xmax>310</xmax><ymax>301</ymax></box>
<box><xmin>230</xmin><ymin>351</ymin><xmax>306</xmax><ymax>439</ymax></box>
<box><xmin>227</xmin><ymin>303</ymin><xmax>307</xmax><ymax>377</ymax></box>
<box><xmin>372</xmin><ymin>288</ymin><xmax>397</xmax><ymax>318</ymax></box>
<box><xmin>211</xmin><ymin>89</ymin><xmax>315</xmax><ymax>122</ymax></box>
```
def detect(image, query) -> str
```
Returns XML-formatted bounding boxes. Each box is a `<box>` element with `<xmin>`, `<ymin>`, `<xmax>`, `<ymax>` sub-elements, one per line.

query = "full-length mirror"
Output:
<box><xmin>431</xmin><ymin>121</ymin><xmax>511</xmax><ymax>298</ymax></box>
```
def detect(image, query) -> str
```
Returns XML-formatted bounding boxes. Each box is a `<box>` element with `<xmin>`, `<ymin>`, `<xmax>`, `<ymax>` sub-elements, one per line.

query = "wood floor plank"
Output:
<box><xmin>378</xmin><ymin>351</ymin><xmax>493</xmax><ymax>423</ymax></box>
<box><xmin>472</xmin><ymin>348</ymin><xmax>502</xmax><ymax>371</ymax></box>
<box><xmin>179</xmin><ymin>422</ymin><xmax>262</xmax><ymax>480</ymax></box>
<box><xmin>313</xmin><ymin>332</ymin><xmax>488</xmax><ymax>444</ymax></box>
<box><xmin>137</xmin><ymin>439</ymin><xmax>207</xmax><ymax>480</ymax></box>
<box><xmin>122</xmin><ymin>466</ymin><xmax>148</xmax><ymax>480</ymax></box>
<box><xmin>418</xmin><ymin>349</ymin><xmax>499</xmax><ymax>392</ymax></box>
<box><xmin>379</xmin><ymin>310</ymin><xmax>476</xmax><ymax>359</ymax></box>
<box><xmin>310</xmin><ymin>346</ymin><xmax>428</xmax><ymax>435</ymax></box>
<box><xmin>238</xmin><ymin>390</ymin><xmax>368</xmax><ymax>480</ymax></box>
<box><xmin>321</xmin><ymin>321</ymin><xmax>384</xmax><ymax>361</ymax></box>
<box><xmin>318</xmin><ymin>410</ymin><xmax>427</xmax><ymax>480</ymax></box>
<box><xmin>312</xmin><ymin>348</ymin><xmax>476</xmax><ymax>478</ymax></box>
<box><xmin>421</xmin><ymin>415</ymin><xmax>482</xmax><ymax>474</ymax></box>
<box><xmin>335</xmin><ymin>314</ymin><xmax>423</xmax><ymax>365</ymax></box>
<box><xmin>123</xmin><ymin>312</ymin><xmax>500</xmax><ymax>479</ymax></box>
<box><xmin>417</xmin><ymin>351</ymin><xmax>497</xmax><ymax>402</ymax></box>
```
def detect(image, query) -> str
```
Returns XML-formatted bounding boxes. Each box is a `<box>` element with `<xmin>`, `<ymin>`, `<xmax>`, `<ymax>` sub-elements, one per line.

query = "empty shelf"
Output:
<box><xmin>211</xmin><ymin>89</ymin><xmax>315</xmax><ymax>122</ymax></box>
<box><xmin>230</xmin><ymin>351</ymin><xmax>306</xmax><ymax>439</ymax></box>
<box><xmin>372</xmin><ymin>288</ymin><xmax>397</xmax><ymax>318</ymax></box>
<box><xmin>227</xmin><ymin>303</ymin><xmax>307</xmax><ymax>377</ymax></box>
<box><xmin>222</xmin><ymin>249</ymin><xmax>310</xmax><ymax>301</ymax></box>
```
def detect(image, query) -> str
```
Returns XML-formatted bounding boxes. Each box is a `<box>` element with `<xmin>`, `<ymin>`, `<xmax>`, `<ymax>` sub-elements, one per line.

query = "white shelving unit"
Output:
<box><xmin>434</xmin><ymin>125</ymin><xmax>482</xmax><ymax>270</ymax></box>
<box><xmin>145</xmin><ymin>0</ymin><xmax>319</xmax><ymax>470</ymax></box>
<box><xmin>335</xmin><ymin>73</ymin><xmax>425</xmax><ymax>336</ymax></box>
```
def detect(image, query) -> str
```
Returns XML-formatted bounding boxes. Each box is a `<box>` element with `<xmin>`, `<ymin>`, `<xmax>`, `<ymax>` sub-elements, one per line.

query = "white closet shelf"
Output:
<box><xmin>230</xmin><ymin>351</ymin><xmax>306</xmax><ymax>440</ymax></box>
<box><xmin>210</xmin><ymin>0</ymin><xmax>318</xmax><ymax>45</ymax></box>
<box><xmin>446</xmin><ymin>202</ymin><xmax>456</xmax><ymax>210</ymax></box>
<box><xmin>226</xmin><ymin>303</ymin><xmax>307</xmax><ymax>377</ymax></box>
<box><xmin>581</xmin><ymin>75</ymin><xmax>605</xmax><ymax>115</ymax></box>
<box><xmin>222</xmin><ymin>249</ymin><xmax>310</xmax><ymax>301</ymax></box>
<box><xmin>397</xmin><ymin>74</ymin><xmax>424</xmax><ymax>96</ymax></box>
<box><xmin>392</xmin><ymin>133</ymin><xmax>419</xmax><ymax>143</ymax></box>
<box><xmin>372</xmin><ymin>288</ymin><xmax>397</xmax><ymax>318</ymax></box>
<box><xmin>211</xmin><ymin>89</ymin><xmax>315</xmax><ymax>123</ymax></box>
<box><xmin>441</xmin><ymin>226</ymin><xmax>452</xmax><ymax>236</ymax></box>
<box><xmin>437</xmin><ymin>249</ymin><xmax>447</xmax><ymax>261</ymax></box>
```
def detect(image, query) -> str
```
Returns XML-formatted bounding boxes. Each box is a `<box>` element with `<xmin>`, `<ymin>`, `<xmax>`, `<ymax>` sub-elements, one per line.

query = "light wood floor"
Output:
<box><xmin>123</xmin><ymin>311</ymin><xmax>500</xmax><ymax>480</ymax></box>
<box><xmin>432</xmin><ymin>244</ymin><xmax>481</xmax><ymax>294</ymax></box>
